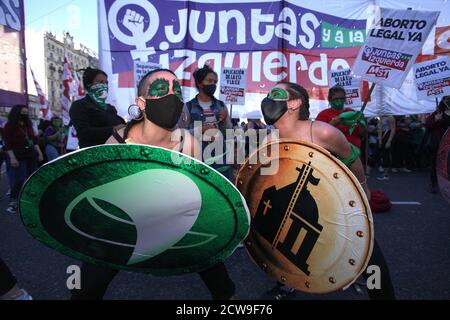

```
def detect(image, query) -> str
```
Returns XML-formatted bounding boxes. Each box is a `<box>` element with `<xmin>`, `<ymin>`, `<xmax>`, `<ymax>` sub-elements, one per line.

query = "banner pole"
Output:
<box><xmin>360</xmin><ymin>82</ymin><xmax>376</xmax><ymax>114</ymax></box>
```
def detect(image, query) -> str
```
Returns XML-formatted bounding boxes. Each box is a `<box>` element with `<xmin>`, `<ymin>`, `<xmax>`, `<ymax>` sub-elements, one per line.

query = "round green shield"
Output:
<box><xmin>19</xmin><ymin>144</ymin><xmax>250</xmax><ymax>276</ymax></box>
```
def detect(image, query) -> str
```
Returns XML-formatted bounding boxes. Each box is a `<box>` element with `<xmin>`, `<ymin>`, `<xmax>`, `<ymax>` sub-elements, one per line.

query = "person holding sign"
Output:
<box><xmin>187</xmin><ymin>65</ymin><xmax>233</xmax><ymax>179</ymax></box>
<box><xmin>260</xmin><ymin>82</ymin><xmax>395</xmax><ymax>300</ymax></box>
<box><xmin>316</xmin><ymin>85</ymin><xmax>366</xmax><ymax>149</ymax></box>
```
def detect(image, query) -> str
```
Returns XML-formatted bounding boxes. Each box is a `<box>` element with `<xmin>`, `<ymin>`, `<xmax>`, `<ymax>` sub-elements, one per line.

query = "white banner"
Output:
<box><xmin>99</xmin><ymin>1</ymin><xmax>450</xmax><ymax>118</ymax></box>
<box><xmin>66</xmin><ymin>126</ymin><xmax>79</xmax><ymax>151</ymax></box>
<box><xmin>414</xmin><ymin>56</ymin><xmax>450</xmax><ymax>100</ymax></box>
<box><xmin>219</xmin><ymin>68</ymin><xmax>248</xmax><ymax>106</ymax></box>
<box><xmin>329</xmin><ymin>68</ymin><xmax>362</xmax><ymax>107</ymax></box>
<box><xmin>353</xmin><ymin>7</ymin><xmax>439</xmax><ymax>89</ymax></box>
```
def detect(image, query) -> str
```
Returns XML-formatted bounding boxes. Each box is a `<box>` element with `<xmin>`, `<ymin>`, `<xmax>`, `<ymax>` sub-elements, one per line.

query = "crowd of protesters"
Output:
<box><xmin>0</xmin><ymin>65</ymin><xmax>449</xmax><ymax>300</ymax></box>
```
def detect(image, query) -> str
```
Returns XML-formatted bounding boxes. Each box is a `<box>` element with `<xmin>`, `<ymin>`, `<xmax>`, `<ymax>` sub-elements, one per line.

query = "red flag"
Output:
<box><xmin>61</xmin><ymin>49</ymin><xmax>73</xmax><ymax>125</ymax></box>
<box><xmin>30</xmin><ymin>66</ymin><xmax>52</xmax><ymax>120</ymax></box>
<box><xmin>72</xmin><ymin>69</ymin><xmax>85</xmax><ymax>100</ymax></box>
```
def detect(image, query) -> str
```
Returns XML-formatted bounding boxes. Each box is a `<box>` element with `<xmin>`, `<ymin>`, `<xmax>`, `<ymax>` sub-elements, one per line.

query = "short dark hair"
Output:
<box><xmin>279</xmin><ymin>82</ymin><xmax>310</xmax><ymax>120</ymax></box>
<box><xmin>81</xmin><ymin>67</ymin><xmax>108</xmax><ymax>90</ymax></box>
<box><xmin>328</xmin><ymin>85</ymin><xmax>346</xmax><ymax>101</ymax></box>
<box><xmin>193</xmin><ymin>65</ymin><xmax>217</xmax><ymax>90</ymax></box>
<box><xmin>137</xmin><ymin>68</ymin><xmax>177</xmax><ymax>97</ymax></box>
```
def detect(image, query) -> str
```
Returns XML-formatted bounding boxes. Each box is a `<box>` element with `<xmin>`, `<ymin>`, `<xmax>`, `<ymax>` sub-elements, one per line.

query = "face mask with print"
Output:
<box><xmin>88</xmin><ymin>83</ymin><xmax>109</xmax><ymax>108</ymax></box>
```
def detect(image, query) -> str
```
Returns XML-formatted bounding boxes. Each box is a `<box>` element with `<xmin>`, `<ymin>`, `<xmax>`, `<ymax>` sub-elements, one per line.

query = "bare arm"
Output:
<box><xmin>315</xmin><ymin>122</ymin><xmax>370</xmax><ymax>199</ymax></box>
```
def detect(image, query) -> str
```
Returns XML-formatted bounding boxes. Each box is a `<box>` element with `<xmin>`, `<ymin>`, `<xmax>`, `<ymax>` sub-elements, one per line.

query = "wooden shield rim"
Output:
<box><xmin>236</xmin><ymin>139</ymin><xmax>374</xmax><ymax>294</ymax></box>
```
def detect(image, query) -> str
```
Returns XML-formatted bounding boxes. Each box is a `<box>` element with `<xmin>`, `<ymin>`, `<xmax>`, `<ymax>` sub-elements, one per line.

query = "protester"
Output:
<box><xmin>409</xmin><ymin>115</ymin><xmax>426</xmax><ymax>169</ymax></box>
<box><xmin>391</xmin><ymin>116</ymin><xmax>413</xmax><ymax>173</ymax></box>
<box><xmin>366</xmin><ymin>117</ymin><xmax>380</xmax><ymax>175</ymax></box>
<box><xmin>44</xmin><ymin>116</ymin><xmax>65</xmax><ymax>161</ymax></box>
<box><xmin>260</xmin><ymin>82</ymin><xmax>395</xmax><ymax>300</ymax></box>
<box><xmin>187</xmin><ymin>65</ymin><xmax>233</xmax><ymax>179</ymax></box>
<box><xmin>376</xmin><ymin>115</ymin><xmax>396</xmax><ymax>181</ymax></box>
<box><xmin>70</xmin><ymin>69</ymin><xmax>236</xmax><ymax>300</ymax></box>
<box><xmin>316</xmin><ymin>85</ymin><xmax>366</xmax><ymax>149</ymax></box>
<box><xmin>69</xmin><ymin>67</ymin><xmax>126</xmax><ymax>148</ymax></box>
<box><xmin>425</xmin><ymin>95</ymin><xmax>450</xmax><ymax>193</ymax></box>
<box><xmin>3</xmin><ymin>105</ymin><xmax>43</xmax><ymax>214</ymax></box>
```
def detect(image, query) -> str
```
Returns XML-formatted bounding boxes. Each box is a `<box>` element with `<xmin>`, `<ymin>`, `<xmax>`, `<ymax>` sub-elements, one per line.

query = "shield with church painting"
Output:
<box><xmin>19</xmin><ymin>144</ymin><xmax>250</xmax><ymax>276</ymax></box>
<box><xmin>437</xmin><ymin>128</ymin><xmax>450</xmax><ymax>204</ymax></box>
<box><xmin>236</xmin><ymin>140</ymin><xmax>373</xmax><ymax>294</ymax></box>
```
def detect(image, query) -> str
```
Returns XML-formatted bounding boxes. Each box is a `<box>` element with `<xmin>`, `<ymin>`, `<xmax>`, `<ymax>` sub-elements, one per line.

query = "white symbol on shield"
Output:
<box><xmin>108</xmin><ymin>0</ymin><xmax>160</xmax><ymax>62</ymax></box>
<box><xmin>64</xmin><ymin>169</ymin><xmax>211</xmax><ymax>265</ymax></box>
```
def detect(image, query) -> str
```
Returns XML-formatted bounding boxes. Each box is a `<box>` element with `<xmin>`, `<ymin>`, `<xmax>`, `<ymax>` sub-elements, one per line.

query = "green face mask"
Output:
<box><xmin>330</xmin><ymin>99</ymin><xmax>345</xmax><ymax>111</ymax></box>
<box><xmin>88</xmin><ymin>83</ymin><xmax>109</xmax><ymax>109</ymax></box>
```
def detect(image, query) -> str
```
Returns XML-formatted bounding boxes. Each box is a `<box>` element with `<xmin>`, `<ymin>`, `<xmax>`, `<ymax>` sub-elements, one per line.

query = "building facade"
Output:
<box><xmin>25</xmin><ymin>31</ymin><xmax>98</xmax><ymax>119</ymax></box>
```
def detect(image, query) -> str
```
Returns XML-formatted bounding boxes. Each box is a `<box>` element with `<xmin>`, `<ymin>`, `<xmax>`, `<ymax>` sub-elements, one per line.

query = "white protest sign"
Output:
<box><xmin>414</xmin><ymin>56</ymin><xmax>450</xmax><ymax>100</ymax></box>
<box><xmin>329</xmin><ymin>68</ymin><xmax>362</xmax><ymax>107</ymax></box>
<box><xmin>219</xmin><ymin>68</ymin><xmax>248</xmax><ymax>106</ymax></box>
<box><xmin>353</xmin><ymin>8</ymin><xmax>439</xmax><ymax>89</ymax></box>
<box><xmin>134</xmin><ymin>61</ymin><xmax>162</xmax><ymax>93</ymax></box>
<box><xmin>66</xmin><ymin>126</ymin><xmax>79</xmax><ymax>151</ymax></box>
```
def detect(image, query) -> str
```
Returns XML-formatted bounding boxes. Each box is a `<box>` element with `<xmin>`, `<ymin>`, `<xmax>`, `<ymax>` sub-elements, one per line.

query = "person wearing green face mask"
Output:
<box><xmin>44</xmin><ymin>116</ymin><xmax>65</xmax><ymax>161</ymax></box>
<box><xmin>69</xmin><ymin>67</ymin><xmax>126</xmax><ymax>148</ymax></box>
<box><xmin>316</xmin><ymin>85</ymin><xmax>366</xmax><ymax>149</ymax></box>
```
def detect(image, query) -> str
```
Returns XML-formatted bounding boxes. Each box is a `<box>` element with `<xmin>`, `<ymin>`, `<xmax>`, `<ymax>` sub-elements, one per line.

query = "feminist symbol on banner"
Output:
<box><xmin>108</xmin><ymin>0</ymin><xmax>160</xmax><ymax>62</ymax></box>
<box><xmin>254</xmin><ymin>162</ymin><xmax>323</xmax><ymax>276</ymax></box>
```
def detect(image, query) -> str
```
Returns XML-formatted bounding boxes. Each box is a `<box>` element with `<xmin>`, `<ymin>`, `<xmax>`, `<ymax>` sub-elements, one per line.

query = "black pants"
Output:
<box><xmin>362</xmin><ymin>240</ymin><xmax>395</xmax><ymax>300</ymax></box>
<box><xmin>392</xmin><ymin>133</ymin><xmax>413</xmax><ymax>169</ymax></box>
<box><xmin>370</xmin><ymin>133</ymin><xmax>392</xmax><ymax>169</ymax></box>
<box><xmin>71</xmin><ymin>262</ymin><xmax>235</xmax><ymax>300</ymax></box>
<box><xmin>0</xmin><ymin>258</ymin><xmax>17</xmax><ymax>296</ymax></box>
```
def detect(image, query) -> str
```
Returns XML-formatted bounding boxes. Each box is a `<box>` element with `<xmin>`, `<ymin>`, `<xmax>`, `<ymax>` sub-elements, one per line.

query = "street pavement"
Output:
<box><xmin>0</xmin><ymin>165</ymin><xmax>449</xmax><ymax>300</ymax></box>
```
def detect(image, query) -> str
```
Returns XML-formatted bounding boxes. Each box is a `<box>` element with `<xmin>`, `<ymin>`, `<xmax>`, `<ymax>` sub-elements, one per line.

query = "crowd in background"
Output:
<box><xmin>1</xmin><ymin>66</ymin><xmax>449</xmax><ymax>300</ymax></box>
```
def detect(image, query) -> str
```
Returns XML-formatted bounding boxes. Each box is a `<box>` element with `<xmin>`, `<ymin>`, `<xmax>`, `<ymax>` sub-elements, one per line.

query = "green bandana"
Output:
<box><xmin>88</xmin><ymin>83</ymin><xmax>109</xmax><ymax>110</ymax></box>
<box><xmin>339</xmin><ymin>111</ymin><xmax>367</xmax><ymax>135</ymax></box>
<box><xmin>330</xmin><ymin>100</ymin><xmax>345</xmax><ymax>111</ymax></box>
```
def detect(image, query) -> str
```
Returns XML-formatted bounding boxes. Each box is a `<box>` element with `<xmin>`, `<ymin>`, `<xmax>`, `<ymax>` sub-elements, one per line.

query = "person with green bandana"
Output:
<box><xmin>69</xmin><ymin>67</ymin><xmax>125</xmax><ymax>148</ymax></box>
<box><xmin>316</xmin><ymin>85</ymin><xmax>366</xmax><ymax>149</ymax></box>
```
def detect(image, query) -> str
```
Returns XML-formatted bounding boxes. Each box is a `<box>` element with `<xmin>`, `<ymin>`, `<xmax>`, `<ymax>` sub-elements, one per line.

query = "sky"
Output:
<box><xmin>24</xmin><ymin>0</ymin><xmax>99</xmax><ymax>53</ymax></box>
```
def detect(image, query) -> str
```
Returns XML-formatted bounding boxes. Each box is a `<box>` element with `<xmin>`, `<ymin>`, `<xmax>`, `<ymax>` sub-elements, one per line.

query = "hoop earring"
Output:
<box><xmin>128</xmin><ymin>104</ymin><xmax>144</xmax><ymax>121</ymax></box>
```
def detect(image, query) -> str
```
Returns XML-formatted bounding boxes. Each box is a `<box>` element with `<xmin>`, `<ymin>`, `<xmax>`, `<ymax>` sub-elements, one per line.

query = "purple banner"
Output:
<box><xmin>104</xmin><ymin>0</ymin><xmax>367</xmax><ymax>74</ymax></box>
<box><xmin>0</xmin><ymin>0</ymin><xmax>27</xmax><ymax>107</ymax></box>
